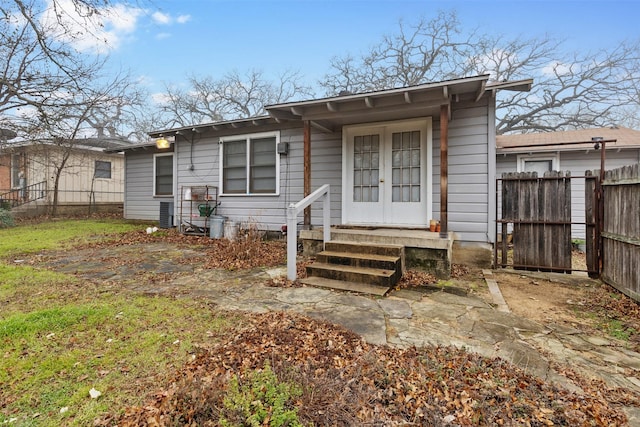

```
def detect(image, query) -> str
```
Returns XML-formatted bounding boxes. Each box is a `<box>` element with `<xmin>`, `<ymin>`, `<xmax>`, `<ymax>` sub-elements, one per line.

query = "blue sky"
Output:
<box><xmin>86</xmin><ymin>0</ymin><xmax>640</xmax><ymax>96</ymax></box>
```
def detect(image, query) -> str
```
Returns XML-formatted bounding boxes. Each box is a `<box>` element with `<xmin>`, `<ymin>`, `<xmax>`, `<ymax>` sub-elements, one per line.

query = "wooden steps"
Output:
<box><xmin>301</xmin><ymin>241</ymin><xmax>403</xmax><ymax>295</ymax></box>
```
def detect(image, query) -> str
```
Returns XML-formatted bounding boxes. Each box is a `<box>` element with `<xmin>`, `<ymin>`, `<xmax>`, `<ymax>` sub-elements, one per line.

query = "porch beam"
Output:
<box><xmin>474</xmin><ymin>80</ymin><xmax>487</xmax><ymax>102</ymax></box>
<box><xmin>440</xmin><ymin>104</ymin><xmax>449</xmax><ymax>237</ymax></box>
<box><xmin>310</xmin><ymin>120</ymin><xmax>334</xmax><ymax>134</ymax></box>
<box><xmin>269</xmin><ymin>109</ymin><xmax>298</xmax><ymax>121</ymax></box>
<box><xmin>326</xmin><ymin>101</ymin><xmax>339</xmax><ymax>112</ymax></box>
<box><xmin>304</xmin><ymin>120</ymin><xmax>312</xmax><ymax>226</ymax></box>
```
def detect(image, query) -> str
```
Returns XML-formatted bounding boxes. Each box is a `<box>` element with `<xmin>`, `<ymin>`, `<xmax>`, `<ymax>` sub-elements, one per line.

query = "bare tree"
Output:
<box><xmin>155</xmin><ymin>69</ymin><xmax>314</xmax><ymax>128</ymax></box>
<box><xmin>1</xmin><ymin>0</ymin><xmax>146</xmax><ymax>136</ymax></box>
<box><xmin>484</xmin><ymin>40</ymin><xmax>640</xmax><ymax>133</ymax></box>
<box><xmin>17</xmin><ymin>73</ymin><xmax>134</xmax><ymax>216</ymax></box>
<box><xmin>320</xmin><ymin>11</ymin><xmax>640</xmax><ymax>134</ymax></box>
<box><xmin>321</xmin><ymin>11</ymin><xmax>479</xmax><ymax>94</ymax></box>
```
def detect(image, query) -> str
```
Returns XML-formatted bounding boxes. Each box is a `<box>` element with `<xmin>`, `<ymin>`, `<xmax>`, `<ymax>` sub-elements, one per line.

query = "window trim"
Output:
<box><xmin>153</xmin><ymin>152</ymin><xmax>174</xmax><ymax>197</ymax></box>
<box><xmin>94</xmin><ymin>160</ymin><xmax>112</xmax><ymax>179</ymax></box>
<box><xmin>219</xmin><ymin>131</ymin><xmax>280</xmax><ymax>196</ymax></box>
<box><xmin>516</xmin><ymin>153</ymin><xmax>560</xmax><ymax>173</ymax></box>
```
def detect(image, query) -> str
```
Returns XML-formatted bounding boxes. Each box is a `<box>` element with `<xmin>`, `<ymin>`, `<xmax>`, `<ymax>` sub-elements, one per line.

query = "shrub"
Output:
<box><xmin>0</xmin><ymin>208</ymin><xmax>15</xmax><ymax>228</ymax></box>
<box><xmin>220</xmin><ymin>361</ymin><xmax>304</xmax><ymax>427</ymax></box>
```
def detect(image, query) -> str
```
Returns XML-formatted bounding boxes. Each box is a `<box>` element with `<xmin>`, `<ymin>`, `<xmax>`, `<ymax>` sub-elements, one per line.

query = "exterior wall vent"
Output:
<box><xmin>159</xmin><ymin>201</ymin><xmax>174</xmax><ymax>228</ymax></box>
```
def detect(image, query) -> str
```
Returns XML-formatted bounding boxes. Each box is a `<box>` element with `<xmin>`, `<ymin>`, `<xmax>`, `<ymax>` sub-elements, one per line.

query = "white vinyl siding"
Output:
<box><xmin>433</xmin><ymin>97</ymin><xmax>492</xmax><ymax>243</ymax></box>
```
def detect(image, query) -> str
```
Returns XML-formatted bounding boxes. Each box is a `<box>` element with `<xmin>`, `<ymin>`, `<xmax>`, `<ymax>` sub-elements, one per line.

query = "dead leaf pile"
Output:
<box><xmin>394</xmin><ymin>270</ymin><xmax>437</xmax><ymax>290</ymax></box>
<box><xmin>581</xmin><ymin>284</ymin><xmax>640</xmax><ymax>348</ymax></box>
<box><xmin>76</xmin><ymin>228</ymin><xmax>287</xmax><ymax>270</ymax></box>
<box><xmin>115</xmin><ymin>311</ymin><xmax>628</xmax><ymax>426</ymax></box>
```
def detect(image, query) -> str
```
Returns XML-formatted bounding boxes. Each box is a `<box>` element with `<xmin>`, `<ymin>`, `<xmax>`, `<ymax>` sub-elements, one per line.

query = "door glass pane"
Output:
<box><xmin>402</xmin><ymin>186</ymin><xmax>410</xmax><ymax>202</ymax></box>
<box><xmin>353</xmin><ymin>134</ymin><xmax>379</xmax><ymax>203</ymax></box>
<box><xmin>391</xmin><ymin>130</ymin><xmax>420</xmax><ymax>203</ymax></box>
<box><xmin>354</xmin><ymin>170</ymin><xmax>362</xmax><ymax>185</ymax></box>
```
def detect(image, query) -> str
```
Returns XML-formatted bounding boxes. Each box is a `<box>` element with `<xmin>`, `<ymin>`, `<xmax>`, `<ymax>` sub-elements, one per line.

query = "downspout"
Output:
<box><xmin>439</xmin><ymin>105</ymin><xmax>449</xmax><ymax>237</ymax></box>
<box><xmin>304</xmin><ymin>120</ymin><xmax>311</xmax><ymax>227</ymax></box>
<box><xmin>487</xmin><ymin>93</ymin><xmax>497</xmax><ymax>245</ymax></box>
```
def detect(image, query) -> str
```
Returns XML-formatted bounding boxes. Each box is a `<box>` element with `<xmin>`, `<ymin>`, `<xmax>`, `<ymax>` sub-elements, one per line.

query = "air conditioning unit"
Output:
<box><xmin>159</xmin><ymin>202</ymin><xmax>174</xmax><ymax>228</ymax></box>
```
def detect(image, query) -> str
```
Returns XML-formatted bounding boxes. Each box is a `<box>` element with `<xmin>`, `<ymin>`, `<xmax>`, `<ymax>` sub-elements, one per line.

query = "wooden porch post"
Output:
<box><xmin>304</xmin><ymin>120</ymin><xmax>311</xmax><ymax>226</ymax></box>
<box><xmin>439</xmin><ymin>105</ymin><xmax>449</xmax><ymax>237</ymax></box>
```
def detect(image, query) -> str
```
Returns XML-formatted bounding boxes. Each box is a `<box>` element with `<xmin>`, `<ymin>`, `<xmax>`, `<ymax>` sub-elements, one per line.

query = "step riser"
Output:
<box><xmin>306</xmin><ymin>265</ymin><xmax>400</xmax><ymax>287</ymax></box>
<box><xmin>325</xmin><ymin>241</ymin><xmax>403</xmax><ymax>258</ymax></box>
<box><xmin>316</xmin><ymin>254</ymin><xmax>399</xmax><ymax>271</ymax></box>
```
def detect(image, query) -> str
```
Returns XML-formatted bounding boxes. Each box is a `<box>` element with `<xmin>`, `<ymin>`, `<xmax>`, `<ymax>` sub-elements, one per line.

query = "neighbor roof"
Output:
<box><xmin>496</xmin><ymin>126</ymin><xmax>640</xmax><ymax>153</ymax></box>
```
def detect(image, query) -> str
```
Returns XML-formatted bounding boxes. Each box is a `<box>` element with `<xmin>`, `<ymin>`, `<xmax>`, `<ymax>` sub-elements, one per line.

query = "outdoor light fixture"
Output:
<box><xmin>155</xmin><ymin>136</ymin><xmax>170</xmax><ymax>149</ymax></box>
<box><xmin>592</xmin><ymin>136</ymin><xmax>603</xmax><ymax>150</ymax></box>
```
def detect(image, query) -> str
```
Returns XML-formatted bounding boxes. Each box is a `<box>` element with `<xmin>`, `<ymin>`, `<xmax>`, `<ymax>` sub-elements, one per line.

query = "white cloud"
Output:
<box><xmin>176</xmin><ymin>15</ymin><xmax>191</xmax><ymax>24</ymax></box>
<box><xmin>155</xmin><ymin>32</ymin><xmax>171</xmax><ymax>40</ymax></box>
<box><xmin>542</xmin><ymin>61</ymin><xmax>573</xmax><ymax>77</ymax></box>
<box><xmin>152</xmin><ymin>11</ymin><xmax>171</xmax><ymax>25</ymax></box>
<box><xmin>151</xmin><ymin>92</ymin><xmax>171</xmax><ymax>105</ymax></box>
<box><xmin>42</xmin><ymin>0</ymin><xmax>144</xmax><ymax>54</ymax></box>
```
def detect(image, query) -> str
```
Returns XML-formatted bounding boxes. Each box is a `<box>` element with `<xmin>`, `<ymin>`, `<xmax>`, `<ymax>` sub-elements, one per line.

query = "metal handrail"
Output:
<box><xmin>0</xmin><ymin>181</ymin><xmax>47</xmax><ymax>208</ymax></box>
<box><xmin>286</xmin><ymin>184</ymin><xmax>331</xmax><ymax>280</ymax></box>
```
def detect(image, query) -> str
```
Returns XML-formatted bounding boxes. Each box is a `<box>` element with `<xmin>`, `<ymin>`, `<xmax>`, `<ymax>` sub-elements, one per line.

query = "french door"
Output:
<box><xmin>342</xmin><ymin>118</ymin><xmax>432</xmax><ymax>226</ymax></box>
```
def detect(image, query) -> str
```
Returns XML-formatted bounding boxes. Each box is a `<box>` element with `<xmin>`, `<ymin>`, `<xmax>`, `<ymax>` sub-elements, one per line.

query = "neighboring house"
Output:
<box><xmin>496</xmin><ymin>126</ymin><xmax>640</xmax><ymax>239</ymax></box>
<box><xmin>113</xmin><ymin>75</ymin><xmax>532</xmax><ymax>268</ymax></box>
<box><xmin>0</xmin><ymin>138</ymin><xmax>128</xmax><ymax>214</ymax></box>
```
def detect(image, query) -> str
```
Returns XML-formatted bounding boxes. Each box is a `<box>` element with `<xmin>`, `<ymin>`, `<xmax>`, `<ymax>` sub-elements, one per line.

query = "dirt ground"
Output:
<box><xmin>485</xmin><ymin>250</ymin><xmax>640</xmax><ymax>353</ymax></box>
<box><xmin>494</xmin><ymin>270</ymin><xmax>595</xmax><ymax>326</ymax></box>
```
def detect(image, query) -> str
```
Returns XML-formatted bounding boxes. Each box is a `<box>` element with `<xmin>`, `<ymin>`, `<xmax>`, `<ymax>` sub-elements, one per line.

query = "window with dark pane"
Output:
<box><xmin>249</xmin><ymin>136</ymin><xmax>276</xmax><ymax>193</ymax></box>
<box><xmin>155</xmin><ymin>154</ymin><xmax>173</xmax><ymax>196</ymax></box>
<box><xmin>223</xmin><ymin>139</ymin><xmax>247</xmax><ymax>193</ymax></box>
<box><xmin>94</xmin><ymin>160</ymin><xmax>112</xmax><ymax>179</ymax></box>
<box><xmin>391</xmin><ymin>130</ymin><xmax>420</xmax><ymax>202</ymax></box>
<box><xmin>353</xmin><ymin>134</ymin><xmax>379</xmax><ymax>202</ymax></box>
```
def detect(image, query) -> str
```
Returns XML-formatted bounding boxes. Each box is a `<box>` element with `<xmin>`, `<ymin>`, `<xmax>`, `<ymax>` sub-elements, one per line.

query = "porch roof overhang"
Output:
<box><xmin>143</xmin><ymin>75</ymin><xmax>533</xmax><ymax>139</ymax></box>
<box><xmin>266</xmin><ymin>75</ymin><xmax>532</xmax><ymax>132</ymax></box>
<box><xmin>147</xmin><ymin>116</ymin><xmax>279</xmax><ymax>140</ymax></box>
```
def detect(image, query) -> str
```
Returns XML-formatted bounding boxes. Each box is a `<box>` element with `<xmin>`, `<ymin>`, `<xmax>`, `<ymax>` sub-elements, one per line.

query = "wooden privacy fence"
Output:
<box><xmin>496</xmin><ymin>171</ymin><xmax>575</xmax><ymax>272</ymax></box>
<box><xmin>589</xmin><ymin>164</ymin><xmax>640</xmax><ymax>302</ymax></box>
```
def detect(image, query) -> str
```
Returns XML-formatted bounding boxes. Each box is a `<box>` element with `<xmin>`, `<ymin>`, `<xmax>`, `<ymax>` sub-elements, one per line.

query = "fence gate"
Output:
<box><xmin>589</xmin><ymin>164</ymin><xmax>640</xmax><ymax>302</ymax></box>
<box><xmin>496</xmin><ymin>171</ymin><xmax>574</xmax><ymax>272</ymax></box>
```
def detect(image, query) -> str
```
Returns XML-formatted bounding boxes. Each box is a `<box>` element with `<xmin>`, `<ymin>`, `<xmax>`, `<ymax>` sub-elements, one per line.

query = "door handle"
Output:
<box><xmin>380</xmin><ymin>179</ymin><xmax>384</xmax><ymax>183</ymax></box>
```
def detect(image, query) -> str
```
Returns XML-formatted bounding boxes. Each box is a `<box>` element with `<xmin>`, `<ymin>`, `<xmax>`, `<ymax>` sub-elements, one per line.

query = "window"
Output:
<box><xmin>11</xmin><ymin>154</ymin><xmax>21</xmax><ymax>188</ymax></box>
<box><xmin>154</xmin><ymin>153</ymin><xmax>174</xmax><ymax>196</ymax></box>
<box><xmin>517</xmin><ymin>154</ymin><xmax>559</xmax><ymax>175</ymax></box>
<box><xmin>220</xmin><ymin>132</ymin><xmax>279</xmax><ymax>195</ymax></box>
<box><xmin>94</xmin><ymin>160</ymin><xmax>112</xmax><ymax>179</ymax></box>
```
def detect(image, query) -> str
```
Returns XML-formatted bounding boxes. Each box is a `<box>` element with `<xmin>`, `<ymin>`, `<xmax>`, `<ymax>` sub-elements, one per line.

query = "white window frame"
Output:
<box><xmin>516</xmin><ymin>153</ymin><xmax>560</xmax><ymax>173</ymax></box>
<box><xmin>94</xmin><ymin>160</ymin><xmax>112</xmax><ymax>179</ymax></box>
<box><xmin>153</xmin><ymin>153</ymin><xmax>174</xmax><ymax>197</ymax></box>
<box><xmin>219</xmin><ymin>131</ymin><xmax>280</xmax><ymax>196</ymax></box>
